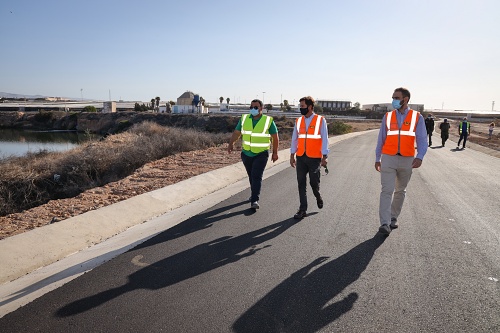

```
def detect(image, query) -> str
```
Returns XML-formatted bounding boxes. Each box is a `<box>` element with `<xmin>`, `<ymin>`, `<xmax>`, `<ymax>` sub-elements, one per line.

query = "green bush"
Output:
<box><xmin>34</xmin><ymin>110</ymin><xmax>54</xmax><ymax>121</ymax></box>
<box><xmin>328</xmin><ymin>121</ymin><xmax>352</xmax><ymax>135</ymax></box>
<box><xmin>82</xmin><ymin>106</ymin><xmax>97</xmax><ymax>113</ymax></box>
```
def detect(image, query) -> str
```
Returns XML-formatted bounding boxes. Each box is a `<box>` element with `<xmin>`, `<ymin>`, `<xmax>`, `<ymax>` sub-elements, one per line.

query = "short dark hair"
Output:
<box><xmin>299</xmin><ymin>96</ymin><xmax>315</xmax><ymax>107</ymax></box>
<box><xmin>394</xmin><ymin>87</ymin><xmax>411</xmax><ymax>100</ymax></box>
<box><xmin>251</xmin><ymin>99</ymin><xmax>263</xmax><ymax>107</ymax></box>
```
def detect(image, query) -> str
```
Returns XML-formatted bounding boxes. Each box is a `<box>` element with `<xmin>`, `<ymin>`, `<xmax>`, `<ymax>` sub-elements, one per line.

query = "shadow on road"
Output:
<box><xmin>139</xmin><ymin>199</ymin><xmax>253</xmax><ymax>247</ymax></box>
<box><xmin>55</xmin><ymin>217</ymin><xmax>301</xmax><ymax>317</ymax></box>
<box><xmin>232</xmin><ymin>234</ymin><xmax>386</xmax><ymax>333</ymax></box>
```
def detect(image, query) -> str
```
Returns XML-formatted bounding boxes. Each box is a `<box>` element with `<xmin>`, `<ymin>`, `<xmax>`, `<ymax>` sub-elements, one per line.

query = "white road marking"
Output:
<box><xmin>131</xmin><ymin>255</ymin><xmax>149</xmax><ymax>267</ymax></box>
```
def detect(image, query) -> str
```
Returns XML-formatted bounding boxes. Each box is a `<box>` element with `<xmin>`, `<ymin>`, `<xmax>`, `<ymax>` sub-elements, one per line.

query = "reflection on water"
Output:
<box><xmin>0</xmin><ymin>129</ymin><xmax>94</xmax><ymax>159</ymax></box>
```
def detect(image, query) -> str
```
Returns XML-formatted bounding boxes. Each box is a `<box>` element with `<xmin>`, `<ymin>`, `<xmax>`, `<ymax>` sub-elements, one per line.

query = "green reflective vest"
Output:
<box><xmin>459</xmin><ymin>121</ymin><xmax>470</xmax><ymax>134</ymax></box>
<box><xmin>241</xmin><ymin>114</ymin><xmax>273</xmax><ymax>153</ymax></box>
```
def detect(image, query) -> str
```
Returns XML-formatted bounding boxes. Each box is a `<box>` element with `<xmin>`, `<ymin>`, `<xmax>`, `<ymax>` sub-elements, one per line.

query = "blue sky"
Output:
<box><xmin>1</xmin><ymin>0</ymin><xmax>499</xmax><ymax>111</ymax></box>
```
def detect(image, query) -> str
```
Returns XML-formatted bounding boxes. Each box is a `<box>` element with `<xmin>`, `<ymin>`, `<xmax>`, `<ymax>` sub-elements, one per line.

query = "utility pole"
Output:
<box><xmin>262</xmin><ymin>92</ymin><xmax>266</xmax><ymax>106</ymax></box>
<box><xmin>493</xmin><ymin>101</ymin><xmax>495</xmax><ymax>111</ymax></box>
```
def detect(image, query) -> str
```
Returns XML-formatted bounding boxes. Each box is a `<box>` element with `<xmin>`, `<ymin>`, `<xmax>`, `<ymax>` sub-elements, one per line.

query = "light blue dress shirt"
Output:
<box><xmin>375</xmin><ymin>108</ymin><xmax>428</xmax><ymax>162</ymax></box>
<box><xmin>290</xmin><ymin>113</ymin><xmax>330</xmax><ymax>156</ymax></box>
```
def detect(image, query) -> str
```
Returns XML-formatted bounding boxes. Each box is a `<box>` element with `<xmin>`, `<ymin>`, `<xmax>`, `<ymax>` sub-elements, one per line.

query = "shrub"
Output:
<box><xmin>0</xmin><ymin>121</ymin><xmax>228</xmax><ymax>216</ymax></box>
<box><xmin>328</xmin><ymin>120</ymin><xmax>352</xmax><ymax>135</ymax></box>
<box><xmin>82</xmin><ymin>106</ymin><xmax>97</xmax><ymax>113</ymax></box>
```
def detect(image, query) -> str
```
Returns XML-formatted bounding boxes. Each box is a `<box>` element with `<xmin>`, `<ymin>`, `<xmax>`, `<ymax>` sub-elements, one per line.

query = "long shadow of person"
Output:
<box><xmin>136</xmin><ymin>199</ymin><xmax>252</xmax><ymax>249</ymax></box>
<box><xmin>232</xmin><ymin>234</ymin><xmax>386</xmax><ymax>333</ymax></box>
<box><xmin>56</xmin><ymin>218</ymin><xmax>301</xmax><ymax>317</ymax></box>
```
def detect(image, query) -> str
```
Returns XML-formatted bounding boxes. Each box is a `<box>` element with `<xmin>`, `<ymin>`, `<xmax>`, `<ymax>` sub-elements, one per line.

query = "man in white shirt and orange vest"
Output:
<box><xmin>290</xmin><ymin>96</ymin><xmax>329</xmax><ymax>219</ymax></box>
<box><xmin>375</xmin><ymin>87</ymin><xmax>428</xmax><ymax>235</ymax></box>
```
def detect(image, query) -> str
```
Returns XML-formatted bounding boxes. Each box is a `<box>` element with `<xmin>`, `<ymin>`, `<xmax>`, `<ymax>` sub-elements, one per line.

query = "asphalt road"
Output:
<box><xmin>1</xmin><ymin>131</ymin><xmax>499</xmax><ymax>332</ymax></box>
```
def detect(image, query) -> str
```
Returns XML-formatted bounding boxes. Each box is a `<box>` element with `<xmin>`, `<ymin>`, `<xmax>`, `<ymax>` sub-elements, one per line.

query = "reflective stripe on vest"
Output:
<box><xmin>381</xmin><ymin>109</ymin><xmax>419</xmax><ymax>156</ymax></box>
<box><xmin>459</xmin><ymin>121</ymin><xmax>469</xmax><ymax>134</ymax></box>
<box><xmin>241</xmin><ymin>114</ymin><xmax>272</xmax><ymax>153</ymax></box>
<box><xmin>295</xmin><ymin>114</ymin><xmax>324</xmax><ymax>158</ymax></box>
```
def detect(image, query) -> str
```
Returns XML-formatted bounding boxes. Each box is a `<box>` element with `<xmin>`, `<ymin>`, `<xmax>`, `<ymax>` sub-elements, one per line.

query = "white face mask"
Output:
<box><xmin>250</xmin><ymin>108</ymin><xmax>260</xmax><ymax>116</ymax></box>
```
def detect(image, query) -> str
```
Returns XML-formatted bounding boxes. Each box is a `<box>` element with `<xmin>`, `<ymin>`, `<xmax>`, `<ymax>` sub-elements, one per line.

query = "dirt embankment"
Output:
<box><xmin>0</xmin><ymin>111</ymin><xmax>248</xmax><ymax>134</ymax></box>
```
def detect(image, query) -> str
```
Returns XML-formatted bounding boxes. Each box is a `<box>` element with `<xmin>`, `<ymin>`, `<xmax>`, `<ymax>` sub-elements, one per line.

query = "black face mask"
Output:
<box><xmin>299</xmin><ymin>107</ymin><xmax>309</xmax><ymax>115</ymax></box>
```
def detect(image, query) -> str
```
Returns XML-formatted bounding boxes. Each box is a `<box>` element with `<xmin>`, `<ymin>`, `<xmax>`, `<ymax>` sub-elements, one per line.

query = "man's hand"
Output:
<box><xmin>272</xmin><ymin>152</ymin><xmax>278</xmax><ymax>163</ymax></box>
<box><xmin>412</xmin><ymin>158</ymin><xmax>422</xmax><ymax>168</ymax></box>
<box><xmin>290</xmin><ymin>154</ymin><xmax>296</xmax><ymax>168</ymax></box>
<box><xmin>375</xmin><ymin>162</ymin><xmax>381</xmax><ymax>172</ymax></box>
<box><xmin>321</xmin><ymin>156</ymin><xmax>328</xmax><ymax>167</ymax></box>
<box><xmin>227</xmin><ymin>143</ymin><xmax>234</xmax><ymax>154</ymax></box>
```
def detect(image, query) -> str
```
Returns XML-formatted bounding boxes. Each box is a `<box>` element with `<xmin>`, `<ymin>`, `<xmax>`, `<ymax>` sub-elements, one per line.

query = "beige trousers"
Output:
<box><xmin>379</xmin><ymin>154</ymin><xmax>414</xmax><ymax>226</ymax></box>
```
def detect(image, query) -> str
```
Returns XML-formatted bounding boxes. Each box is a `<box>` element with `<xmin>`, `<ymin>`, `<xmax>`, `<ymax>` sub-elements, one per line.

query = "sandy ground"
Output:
<box><xmin>0</xmin><ymin>119</ymin><xmax>497</xmax><ymax>240</ymax></box>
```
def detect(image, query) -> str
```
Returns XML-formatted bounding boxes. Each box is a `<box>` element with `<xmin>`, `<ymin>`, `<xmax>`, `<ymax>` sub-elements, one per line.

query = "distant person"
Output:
<box><xmin>425</xmin><ymin>114</ymin><xmax>435</xmax><ymax>146</ymax></box>
<box><xmin>228</xmin><ymin>99</ymin><xmax>279</xmax><ymax>210</ymax></box>
<box><xmin>488</xmin><ymin>122</ymin><xmax>495</xmax><ymax>139</ymax></box>
<box><xmin>290</xmin><ymin>96</ymin><xmax>329</xmax><ymax>220</ymax></box>
<box><xmin>375</xmin><ymin>87</ymin><xmax>427</xmax><ymax>235</ymax></box>
<box><xmin>457</xmin><ymin>117</ymin><xmax>470</xmax><ymax>149</ymax></box>
<box><xmin>439</xmin><ymin>118</ymin><xmax>451</xmax><ymax>147</ymax></box>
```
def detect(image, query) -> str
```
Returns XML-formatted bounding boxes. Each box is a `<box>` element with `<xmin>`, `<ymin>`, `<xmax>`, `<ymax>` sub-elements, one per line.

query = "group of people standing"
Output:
<box><xmin>228</xmin><ymin>88</ymin><xmax>428</xmax><ymax>236</ymax></box>
<box><xmin>425</xmin><ymin>115</ymin><xmax>481</xmax><ymax>149</ymax></box>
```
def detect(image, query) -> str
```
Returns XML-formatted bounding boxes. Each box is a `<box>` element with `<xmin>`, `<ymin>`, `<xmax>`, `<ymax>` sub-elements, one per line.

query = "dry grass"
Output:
<box><xmin>0</xmin><ymin>122</ymin><xmax>228</xmax><ymax>216</ymax></box>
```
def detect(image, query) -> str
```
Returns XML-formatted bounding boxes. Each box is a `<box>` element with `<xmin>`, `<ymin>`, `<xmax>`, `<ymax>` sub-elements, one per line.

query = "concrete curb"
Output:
<box><xmin>0</xmin><ymin>130</ymin><xmax>371</xmax><ymax>285</ymax></box>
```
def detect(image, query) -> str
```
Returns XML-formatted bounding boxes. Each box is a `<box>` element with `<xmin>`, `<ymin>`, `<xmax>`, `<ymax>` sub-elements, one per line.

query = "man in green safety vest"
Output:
<box><xmin>457</xmin><ymin>116</ymin><xmax>471</xmax><ymax>149</ymax></box>
<box><xmin>228</xmin><ymin>99</ymin><xmax>279</xmax><ymax>210</ymax></box>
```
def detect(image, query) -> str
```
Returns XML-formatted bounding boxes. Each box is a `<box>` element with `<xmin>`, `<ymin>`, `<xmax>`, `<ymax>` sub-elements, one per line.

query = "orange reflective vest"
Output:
<box><xmin>295</xmin><ymin>114</ymin><xmax>324</xmax><ymax>158</ymax></box>
<box><xmin>381</xmin><ymin>109</ymin><xmax>420</xmax><ymax>156</ymax></box>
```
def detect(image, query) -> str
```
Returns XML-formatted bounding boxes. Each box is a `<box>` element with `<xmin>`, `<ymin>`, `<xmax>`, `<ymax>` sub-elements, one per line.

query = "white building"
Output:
<box><xmin>173</xmin><ymin>91</ymin><xmax>207</xmax><ymax>114</ymax></box>
<box><xmin>102</xmin><ymin>101</ymin><xmax>116</xmax><ymax>113</ymax></box>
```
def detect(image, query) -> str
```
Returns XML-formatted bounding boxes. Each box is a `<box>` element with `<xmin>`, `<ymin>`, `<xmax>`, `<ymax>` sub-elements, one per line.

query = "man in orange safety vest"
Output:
<box><xmin>374</xmin><ymin>87</ymin><xmax>428</xmax><ymax>235</ymax></box>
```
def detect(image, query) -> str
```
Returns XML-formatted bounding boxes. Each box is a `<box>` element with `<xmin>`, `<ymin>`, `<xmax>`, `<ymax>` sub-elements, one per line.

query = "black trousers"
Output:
<box><xmin>241</xmin><ymin>151</ymin><xmax>269</xmax><ymax>203</ymax></box>
<box><xmin>296</xmin><ymin>154</ymin><xmax>322</xmax><ymax>211</ymax></box>
<box><xmin>458</xmin><ymin>133</ymin><xmax>468</xmax><ymax>148</ymax></box>
<box><xmin>441</xmin><ymin>132</ymin><xmax>449</xmax><ymax>146</ymax></box>
<box><xmin>427</xmin><ymin>131</ymin><xmax>433</xmax><ymax>146</ymax></box>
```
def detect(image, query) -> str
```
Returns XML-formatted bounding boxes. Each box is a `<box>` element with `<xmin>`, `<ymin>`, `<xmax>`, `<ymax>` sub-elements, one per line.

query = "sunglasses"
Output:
<box><xmin>249</xmin><ymin>106</ymin><xmax>259</xmax><ymax>110</ymax></box>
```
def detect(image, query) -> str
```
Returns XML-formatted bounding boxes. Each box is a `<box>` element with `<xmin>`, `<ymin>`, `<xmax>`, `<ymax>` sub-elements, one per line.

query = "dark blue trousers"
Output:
<box><xmin>458</xmin><ymin>133</ymin><xmax>468</xmax><ymax>148</ymax></box>
<box><xmin>241</xmin><ymin>151</ymin><xmax>269</xmax><ymax>203</ymax></box>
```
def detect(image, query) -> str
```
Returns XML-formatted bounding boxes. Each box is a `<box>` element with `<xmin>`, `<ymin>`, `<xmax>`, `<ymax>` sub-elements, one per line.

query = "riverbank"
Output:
<box><xmin>1</xmin><ymin>117</ymin><xmax>498</xmax><ymax>240</ymax></box>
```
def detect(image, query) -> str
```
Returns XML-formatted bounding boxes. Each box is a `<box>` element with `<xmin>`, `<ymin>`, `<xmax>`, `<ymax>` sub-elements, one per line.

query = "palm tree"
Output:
<box><xmin>226</xmin><ymin>97</ymin><xmax>230</xmax><ymax>105</ymax></box>
<box><xmin>150</xmin><ymin>98</ymin><xmax>155</xmax><ymax>111</ymax></box>
<box><xmin>219</xmin><ymin>96</ymin><xmax>224</xmax><ymax>104</ymax></box>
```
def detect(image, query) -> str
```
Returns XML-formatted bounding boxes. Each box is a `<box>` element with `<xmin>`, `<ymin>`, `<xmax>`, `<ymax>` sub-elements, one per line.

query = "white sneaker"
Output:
<box><xmin>379</xmin><ymin>224</ymin><xmax>391</xmax><ymax>235</ymax></box>
<box><xmin>251</xmin><ymin>201</ymin><xmax>260</xmax><ymax>209</ymax></box>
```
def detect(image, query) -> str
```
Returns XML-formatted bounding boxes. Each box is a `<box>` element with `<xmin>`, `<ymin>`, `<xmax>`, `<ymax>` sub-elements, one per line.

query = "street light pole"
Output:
<box><xmin>262</xmin><ymin>92</ymin><xmax>266</xmax><ymax>106</ymax></box>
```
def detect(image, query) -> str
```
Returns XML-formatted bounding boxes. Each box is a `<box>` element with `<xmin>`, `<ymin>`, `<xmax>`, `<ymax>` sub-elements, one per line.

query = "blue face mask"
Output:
<box><xmin>392</xmin><ymin>99</ymin><xmax>402</xmax><ymax>109</ymax></box>
<box><xmin>250</xmin><ymin>108</ymin><xmax>260</xmax><ymax>116</ymax></box>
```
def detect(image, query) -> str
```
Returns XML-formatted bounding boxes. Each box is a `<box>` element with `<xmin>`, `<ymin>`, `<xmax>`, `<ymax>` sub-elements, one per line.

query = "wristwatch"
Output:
<box><xmin>323</xmin><ymin>155</ymin><xmax>328</xmax><ymax>158</ymax></box>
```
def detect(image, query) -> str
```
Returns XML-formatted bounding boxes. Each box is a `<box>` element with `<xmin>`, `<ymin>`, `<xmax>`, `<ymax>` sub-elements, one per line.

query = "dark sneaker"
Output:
<box><xmin>294</xmin><ymin>210</ymin><xmax>307</xmax><ymax>219</ymax></box>
<box><xmin>379</xmin><ymin>224</ymin><xmax>391</xmax><ymax>235</ymax></box>
<box><xmin>251</xmin><ymin>201</ymin><xmax>260</xmax><ymax>209</ymax></box>
<box><xmin>390</xmin><ymin>218</ymin><xmax>398</xmax><ymax>229</ymax></box>
<box><xmin>317</xmin><ymin>197</ymin><xmax>324</xmax><ymax>209</ymax></box>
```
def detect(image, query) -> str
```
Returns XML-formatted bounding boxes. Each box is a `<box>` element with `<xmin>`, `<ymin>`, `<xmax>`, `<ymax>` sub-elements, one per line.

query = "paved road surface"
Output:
<box><xmin>1</xmin><ymin>131</ymin><xmax>499</xmax><ymax>332</ymax></box>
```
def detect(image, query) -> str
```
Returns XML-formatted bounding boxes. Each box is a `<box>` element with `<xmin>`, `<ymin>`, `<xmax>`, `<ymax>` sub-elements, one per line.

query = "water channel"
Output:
<box><xmin>0</xmin><ymin>129</ymin><xmax>91</xmax><ymax>160</ymax></box>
